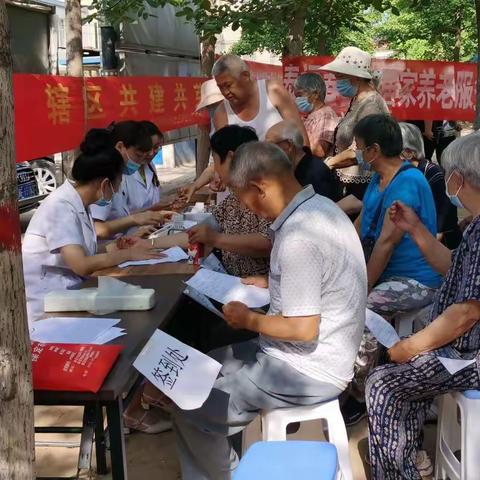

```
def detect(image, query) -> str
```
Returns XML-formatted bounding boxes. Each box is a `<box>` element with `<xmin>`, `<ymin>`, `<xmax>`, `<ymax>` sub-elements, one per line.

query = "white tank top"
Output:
<box><xmin>224</xmin><ymin>79</ymin><xmax>283</xmax><ymax>140</ymax></box>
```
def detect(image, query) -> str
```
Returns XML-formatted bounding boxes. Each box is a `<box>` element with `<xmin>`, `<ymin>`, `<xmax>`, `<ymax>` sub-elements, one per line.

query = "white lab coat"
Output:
<box><xmin>22</xmin><ymin>181</ymin><xmax>97</xmax><ymax>324</ymax></box>
<box><xmin>123</xmin><ymin>163</ymin><xmax>161</xmax><ymax>213</ymax></box>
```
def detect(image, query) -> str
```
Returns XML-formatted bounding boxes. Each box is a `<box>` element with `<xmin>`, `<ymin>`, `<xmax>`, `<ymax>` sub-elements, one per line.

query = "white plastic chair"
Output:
<box><xmin>393</xmin><ymin>305</ymin><xmax>431</xmax><ymax>338</ymax></box>
<box><xmin>435</xmin><ymin>390</ymin><xmax>480</xmax><ymax>480</ymax></box>
<box><xmin>242</xmin><ymin>398</ymin><xmax>352</xmax><ymax>480</ymax></box>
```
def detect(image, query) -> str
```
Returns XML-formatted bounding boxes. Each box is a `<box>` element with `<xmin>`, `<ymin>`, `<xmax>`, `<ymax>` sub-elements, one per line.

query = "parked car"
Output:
<box><xmin>17</xmin><ymin>158</ymin><xmax>57</xmax><ymax>213</ymax></box>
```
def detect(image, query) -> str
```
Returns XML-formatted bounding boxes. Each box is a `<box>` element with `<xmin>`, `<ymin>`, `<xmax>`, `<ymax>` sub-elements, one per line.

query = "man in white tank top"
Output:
<box><xmin>178</xmin><ymin>54</ymin><xmax>309</xmax><ymax>202</ymax></box>
<box><xmin>213</xmin><ymin>54</ymin><xmax>308</xmax><ymax>142</ymax></box>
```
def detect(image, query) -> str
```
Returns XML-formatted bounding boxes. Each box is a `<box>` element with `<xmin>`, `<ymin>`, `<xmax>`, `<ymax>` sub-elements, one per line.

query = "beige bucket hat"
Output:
<box><xmin>318</xmin><ymin>46</ymin><xmax>372</xmax><ymax>80</ymax></box>
<box><xmin>195</xmin><ymin>78</ymin><xmax>225</xmax><ymax>112</ymax></box>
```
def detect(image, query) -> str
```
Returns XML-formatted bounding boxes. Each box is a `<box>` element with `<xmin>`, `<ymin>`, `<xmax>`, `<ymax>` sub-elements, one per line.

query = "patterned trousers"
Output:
<box><xmin>352</xmin><ymin>277</ymin><xmax>437</xmax><ymax>400</ymax></box>
<box><xmin>366</xmin><ymin>353</ymin><xmax>480</xmax><ymax>480</ymax></box>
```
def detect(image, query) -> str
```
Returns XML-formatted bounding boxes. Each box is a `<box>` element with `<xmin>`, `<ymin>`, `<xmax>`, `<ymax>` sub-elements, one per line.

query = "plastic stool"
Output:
<box><xmin>435</xmin><ymin>390</ymin><xmax>480</xmax><ymax>480</ymax></box>
<box><xmin>234</xmin><ymin>441</ymin><xmax>338</xmax><ymax>480</ymax></box>
<box><xmin>257</xmin><ymin>399</ymin><xmax>353</xmax><ymax>480</ymax></box>
<box><xmin>393</xmin><ymin>305</ymin><xmax>431</xmax><ymax>338</ymax></box>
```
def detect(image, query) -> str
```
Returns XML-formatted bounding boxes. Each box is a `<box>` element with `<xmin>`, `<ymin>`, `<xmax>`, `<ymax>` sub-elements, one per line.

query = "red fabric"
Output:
<box><xmin>32</xmin><ymin>342</ymin><xmax>123</xmax><ymax>393</ymax></box>
<box><xmin>283</xmin><ymin>56</ymin><xmax>477</xmax><ymax>121</ymax></box>
<box><xmin>14</xmin><ymin>75</ymin><xmax>210</xmax><ymax>162</ymax></box>
<box><xmin>14</xmin><ymin>74</ymin><xmax>85</xmax><ymax>162</ymax></box>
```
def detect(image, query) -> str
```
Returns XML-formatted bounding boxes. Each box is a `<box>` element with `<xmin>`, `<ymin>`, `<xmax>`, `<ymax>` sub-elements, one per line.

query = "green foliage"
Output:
<box><xmin>368</xmin><ymin>0</ymin><xmax>477</xmax><ymax>61</ymax></box>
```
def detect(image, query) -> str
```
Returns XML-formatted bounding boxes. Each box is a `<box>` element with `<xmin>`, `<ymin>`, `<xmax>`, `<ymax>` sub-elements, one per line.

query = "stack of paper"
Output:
<box><xmin>185</xmin><ymin>269</ymin><xmax>270</xmax><ymax>308</ymax></box>
<box><xmin>30</xmin><ymin>317</ymin><xmax>126</xmax><ymax>345</ymax></box>
<box><xmin>119</xmin><ymin>246</ymin><xmax>188</xmax><ymax>268</ymax></box>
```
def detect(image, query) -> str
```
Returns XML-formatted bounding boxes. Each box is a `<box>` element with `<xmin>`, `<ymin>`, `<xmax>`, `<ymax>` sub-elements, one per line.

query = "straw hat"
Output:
<box><xmin>318</xmin><ymin>46</ymin><xmax>372</xmax><ymax>80</ymax></box>
<box><xmin>195</xmin><ymin>79</ymin><xmax>224</xmax><ymax>112</ymax></box>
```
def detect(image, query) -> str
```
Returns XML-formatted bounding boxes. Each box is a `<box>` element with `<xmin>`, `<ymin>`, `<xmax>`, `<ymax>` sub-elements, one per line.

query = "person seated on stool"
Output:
<box><xmin>144</xmin><ymin>141</ymin><xmax>367</xmax><ymax>479</ymax></box>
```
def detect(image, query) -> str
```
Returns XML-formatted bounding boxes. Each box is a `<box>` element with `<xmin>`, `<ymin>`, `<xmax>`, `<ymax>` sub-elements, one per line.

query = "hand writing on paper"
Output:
<box><xmin>388</xmin><ymin>338</ymin><xmax>417</xmax><ymax>364</ymax></box>
<box><xmin>241</xmin><ymin>276</ymin><xmax>269</xmax><ymax>289</ymax></box>
<box><xmin>223</xmin><ymin>301</ymin><xmax>253</xmax><ymax>330</ymax></box>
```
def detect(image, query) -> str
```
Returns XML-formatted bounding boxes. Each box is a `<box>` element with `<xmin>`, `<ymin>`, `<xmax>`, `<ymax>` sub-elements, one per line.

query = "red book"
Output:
<box><xmin>32</xmin><ymin>342</ymin><xmax>123</xmax><ymax>393</ymax></box>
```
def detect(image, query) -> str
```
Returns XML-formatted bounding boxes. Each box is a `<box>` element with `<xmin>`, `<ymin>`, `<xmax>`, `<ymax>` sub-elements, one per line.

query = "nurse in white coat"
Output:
<box><xmin>22</xmin><ymin>129</ymin><xmax>161</xmax><ymax>323</ymax></box>
<box><xmin>122</xmin><ymin>120</ymin><xmax>163</xmax><ymax>213</ymax></box>
<box><xmin>90</xmin><ymin>120</ymin><xmax>167</xmax><ymax>239</ymax></box>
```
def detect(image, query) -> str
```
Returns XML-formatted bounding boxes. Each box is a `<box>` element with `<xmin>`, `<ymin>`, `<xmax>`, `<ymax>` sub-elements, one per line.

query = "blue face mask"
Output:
<box><xmin>123</xmin><ymin>156</ymin><xmax>140</xmax><ymax>176</ymax></box>
<box><xmin>445</xmin><ymin>172</ymin><xmax>464</xmax><ymax>209</ymax></box>
<box><xmin>95</xmin><ymin>181</ymin><xmax>114</xmax><ymax>207</ymax></box>
<box><xmin>336</xmin><ymin>79</ymin><xmax>358</xmax><ymax>98</ymax></box>
<box><xmin>295</xmin><ymin>96</ymin><xmax>314</xmax><ymax>113</ymax></box>
<box><xmin>356</xmin><ymin>150</ymin><xmax>371</xmax><ymax>171</ymax></box>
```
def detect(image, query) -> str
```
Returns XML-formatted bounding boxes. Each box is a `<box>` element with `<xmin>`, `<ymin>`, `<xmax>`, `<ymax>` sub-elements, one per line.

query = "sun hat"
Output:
<box><xmin>318</xmin><ymin>46</ymin><xmax>372</xmax><ymax>80</ymax></box>
<box><xmin>195</xmin><ymin>79</ymin><xmax>225</xmax><ymax>112</ymax></box>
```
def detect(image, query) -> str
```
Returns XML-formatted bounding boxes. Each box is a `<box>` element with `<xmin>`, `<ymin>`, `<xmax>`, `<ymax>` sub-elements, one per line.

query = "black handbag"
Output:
<box><xmin>361</xmin><ymin>164</ymin><xmax>415</xmax><ymax>262</ymax></box>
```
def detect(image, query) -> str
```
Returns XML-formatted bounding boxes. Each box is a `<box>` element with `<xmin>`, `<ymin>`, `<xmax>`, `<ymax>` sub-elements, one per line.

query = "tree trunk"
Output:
<box><xmin>453</xmin><ymin>9</ymin><xmax>462</xmax><ymax>62</ymax></box>
<box><xmin>65</xmin><ymin>0</ymin><xmax>83</xmax><ymax>77</ymax></box>
<box><xmin>0</xmin><ymin>3</ymin><xmax>35</xmax><ymax>478</ymax></box>
<box><xmin>283</xmin><ymin>1</ymin><xmax>307</xmax><ymax>57</ymax></box>
<box><xmin>196</xmin><ymin>36</ymin><xmax>216</xmax><ymax>177</ymax></box>
<box><xmin>475</xmin><ymin>0</ymin><xmax>480</xmax><ymax>129</ymax></box>
<box><xmin>63</xmin><ymin>0</ymin><xmax>84</xmax><ymax>179</ymax></box>
<box><xmin>318</xmin><ymin>36</ymin><xmax>327</xmax><ymax>55</ymax></box>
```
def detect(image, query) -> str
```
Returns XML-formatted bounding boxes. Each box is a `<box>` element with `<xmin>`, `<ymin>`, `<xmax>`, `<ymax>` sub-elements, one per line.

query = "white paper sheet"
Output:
<box><xmin>437</xmin><ymin>357</ymin><xmax>476</xmax><ymax>375</ymax></box>
<box><xmin>133</xmin><ymin>330</ymin><xmax>222</xmax><ymax>410</ymax></box>
<box><xmin>201</xmin><ymin>253</ymin><xmax>227</xmax><ymax>274</ymax></box>
<box><xmin>365</xmin><ymin>309</ymin><xmax>400</xmax><ymax>348</ymax></box>
<box><xmin>118</xmin><ymin>246</ymin><xmax>188</xmax><ymax>268</ymax></box>
<box><xmin>30</xmin><ymin>317</ymin><xmax>121</xmax><ymax>344</ymax></box>
<box><xmin>185</xmin><ymin>269</ymin><xmax>270</xmax><ymax>308</ymax></box>
<box><xmin>92</xmin><ymin>327</ymin><xmax>126</xmax><ymax>345</ymax></box>
<box><xmin>183</xmin><ymin>286</ymin><xmax>225</xmax><ymax>319</ymax></box>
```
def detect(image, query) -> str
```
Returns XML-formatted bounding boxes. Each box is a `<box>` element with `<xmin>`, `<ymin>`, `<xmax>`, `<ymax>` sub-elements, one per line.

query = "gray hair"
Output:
<box><xmin>229</xmin><ymin>141</ymin><xmax>293</xmax><ymax>188</ymax></box>
<box><xmin>442</xmin><ymin>132</ymin><xmax>480</xmax><ymax>188</ymax></box>
<box><xmin>212</xmin><ymin>54</ymin><xmax>250</xmax><ymax>78</ymax></box>
<box><xmin>399</xmin><ymin>122</ymin><xmax>425</xmax><ymax>160</ymax></box>
<box><xmin>294</xmin><ymin>73</ymin><xmax>327</xmax><ymax>102</ymax></box>
<box><xmin>273</xmin><ymin>121</ymin><xmax>304</xmax><ymax>148</ymax></box>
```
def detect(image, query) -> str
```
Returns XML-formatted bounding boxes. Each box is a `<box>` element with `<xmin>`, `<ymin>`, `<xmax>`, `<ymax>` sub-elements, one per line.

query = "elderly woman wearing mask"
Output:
<box><xmin>399</xmin><ymin>122</ymin><xmax>462</xmax><ymax>250</ymax></box>
<box><xmin>320</xmin><ymin>47</ymin><xmax>389</xmax><ymax>209</ymax></box>
<box><xmin>294</xmin><ymin>72</ymin><xmax>339</xmax><ymax>157</ymax></box>
<box><xmin>366</xmin><ymin>133</ymin><xmax>480</xmax><ymax>479</ymax></box>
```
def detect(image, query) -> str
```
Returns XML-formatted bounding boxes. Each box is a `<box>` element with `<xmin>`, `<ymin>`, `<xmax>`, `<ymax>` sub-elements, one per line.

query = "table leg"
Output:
<box><xmin>106</xmin><ymin>398</ymin><xmax>128</xmax><ymax>479</ymax></box>
<box><xmin>95</xmin><ymin>404</ymin><xmax>108</xmax><ymax>475</ymax></box>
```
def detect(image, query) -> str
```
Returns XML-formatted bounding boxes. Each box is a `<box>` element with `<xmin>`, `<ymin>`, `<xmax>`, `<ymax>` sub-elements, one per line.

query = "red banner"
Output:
<box><xmin>14</xmin><ymin>74</ymin><xmax>85</xmax><ymax>163</ymax></box>
<box><xmin>14</xmin><ymin>75</ymin><xmax>209</xmax><ymax>163</ymax></box>
<box><xmin>84</xmin><ymin>76</ymin><xmax>209</xmax><ymax>131</ymax></box>
<box><xmin>283</xmin><ymin>56</ymin><xmax>477</xmax><ymax>121</ymax></box>
<box><xmin>247</xmin><ymin>60</ymin><xmax>283</xmax><ymax>81</ymax></box>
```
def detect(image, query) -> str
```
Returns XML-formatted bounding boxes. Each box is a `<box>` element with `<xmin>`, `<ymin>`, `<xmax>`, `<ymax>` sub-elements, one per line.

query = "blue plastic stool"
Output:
<box><xmin>234</xmin><ymin>441</ymin><xmax>338</xmax><ymax>480</ymax></box>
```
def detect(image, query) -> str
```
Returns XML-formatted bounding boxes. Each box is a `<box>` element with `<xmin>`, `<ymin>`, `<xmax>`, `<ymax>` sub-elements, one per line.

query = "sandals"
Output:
<box><xmin>123</xmin><ymin>410</ymin><xmax>172</xmax><ymax>435</ymax></box>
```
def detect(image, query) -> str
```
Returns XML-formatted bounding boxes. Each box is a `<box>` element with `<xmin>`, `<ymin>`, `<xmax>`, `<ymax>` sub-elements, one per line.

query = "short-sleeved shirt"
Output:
<box><xmin>22</xmin><ymin>181</ymin><xmax>97</xmax><ymax>323</ymax></box>
<box><xmin>295</xmin><ymin>148</ymin><xmax>342</xmax><ymax>202</ymax></box>
<box><xmin>361</xmin><ymin>162</ymin><xmax>442</xmax><ymax>288</ymax></box>
<box><xmin>431</xmin><ymin>217</ymin><xmax>480</xmax><ymax>359</ymax></box>
<box><xmin>303</xmin><ymin>105</ymin><xmax>338</xmax><ymax>157</ymax></box>
<box><xmin>210</xmin><ymin>193</ymin><xmax>271</xmax><ymax>277</ymax></box>
<box><xmin>261</xmin><ymin>185</ymin><xmax>367</xmax><ymax>390</ymax></box>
